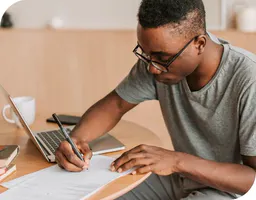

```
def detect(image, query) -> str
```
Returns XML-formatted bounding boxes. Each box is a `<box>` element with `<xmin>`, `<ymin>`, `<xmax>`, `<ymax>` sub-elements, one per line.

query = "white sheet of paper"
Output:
<box><xmin>2</xmin><ymin>166</ymin><xmax>49</xmax><ymax>188</ymax></box>
<box><xmin>0</xmin><ymin>155</ymin><xmax>134</xmax><ymax>200</ymax></box>
<box><xmin>2</xmin><ymin>154</ymin><xmax>122</xmax><ymax>189</ymax></box>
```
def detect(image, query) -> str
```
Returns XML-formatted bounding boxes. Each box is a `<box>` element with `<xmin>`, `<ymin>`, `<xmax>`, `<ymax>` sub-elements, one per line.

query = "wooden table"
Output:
<box><xmin>0</xmin><ymin>114</ymin><xmax>162</xmax><ymax>200</ymax></box>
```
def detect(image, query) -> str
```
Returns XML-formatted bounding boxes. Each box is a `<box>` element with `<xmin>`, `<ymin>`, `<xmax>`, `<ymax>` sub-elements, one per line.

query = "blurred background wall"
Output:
<box><xmin>4</xmin><ymin>0</ymin><xmax>256</xmax><ymax>30</ymax></box>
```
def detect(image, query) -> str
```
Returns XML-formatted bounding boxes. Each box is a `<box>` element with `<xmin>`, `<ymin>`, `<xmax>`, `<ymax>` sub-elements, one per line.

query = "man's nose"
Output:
<box><xmin>148</xmin><ymin>63</ymin><xmax>162</xmax><ymax>75</ymax></box>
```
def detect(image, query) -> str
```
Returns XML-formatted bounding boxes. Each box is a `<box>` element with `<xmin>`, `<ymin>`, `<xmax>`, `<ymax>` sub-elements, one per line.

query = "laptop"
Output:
<box><xmin>0</xmin><ymin>85</ymin><xmax>125</xmax><ymax>163</ymax></box>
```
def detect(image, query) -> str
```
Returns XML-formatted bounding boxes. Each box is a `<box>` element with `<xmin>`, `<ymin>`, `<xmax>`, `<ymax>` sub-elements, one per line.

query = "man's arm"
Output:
<box><xmin>176</xmin><ymin>153</ymin><xmax>256</xmax><ymax>195</ymax></box>
<box><xmin>55</xmin><ymin>90</ymin><xmax>137</xmax><ymax>171</ymax></box>
<box><xmin>70</xmin><ymin>90</ymin><xmax>137</xmax><ymax>142</ymax></box>
<box><xmin>112</xmin><ymin>146</ymin><xmax>256</xmax><ymax>196</ymax></box>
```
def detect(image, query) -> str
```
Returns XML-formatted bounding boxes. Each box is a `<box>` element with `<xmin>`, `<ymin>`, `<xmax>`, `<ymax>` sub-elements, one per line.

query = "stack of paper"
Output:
<box><xmin>0</xmin><ymin>155</ymin><xmax>133</xmax><ymax>200</ymax></box>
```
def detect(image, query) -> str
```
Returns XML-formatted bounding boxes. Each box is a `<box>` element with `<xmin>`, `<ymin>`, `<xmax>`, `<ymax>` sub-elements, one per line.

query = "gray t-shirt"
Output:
<box><xmin>116</xmin><ymin>33</ymin><xmax>256</xmax><ymax>166</ymax></box>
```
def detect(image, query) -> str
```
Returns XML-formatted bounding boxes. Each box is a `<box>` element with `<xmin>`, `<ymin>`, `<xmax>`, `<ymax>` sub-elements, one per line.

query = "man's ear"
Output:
<box><xmin>195</xmin><ymin>35</ymin><xmax>207</xmax><ymax>55</ymax></box>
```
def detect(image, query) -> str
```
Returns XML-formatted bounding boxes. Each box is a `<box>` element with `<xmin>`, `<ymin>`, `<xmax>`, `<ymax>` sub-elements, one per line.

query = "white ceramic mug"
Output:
<box><xmin>2</xmin><ymin>96</ymin><xmax>36</xmax><ymax>128</ymax></box>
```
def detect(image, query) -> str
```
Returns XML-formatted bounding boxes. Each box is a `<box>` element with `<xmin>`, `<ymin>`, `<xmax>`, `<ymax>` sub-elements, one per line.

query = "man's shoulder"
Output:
<box><xmin>209</xmin><ymin>32</ymin><xmax>256</xmax><ymax>76</ymax></box>
<box><xmin>208</xmin><ymin>32</ymin><xmax>256</xmax><ymax>65</ymax></box>
<box><xmin>228</xmin><ymin>44</ymin><xmax>256</xmax><ymax>79</ymax></box>
<box><xmin>226</xmin><ymin>44</ymin><xmax>256</xmax><ymax>92</ymax></box>
<box><xmin>229</xmin><ymin>45</ymin><xmax>256</xmax><ymax>66</ymax></box>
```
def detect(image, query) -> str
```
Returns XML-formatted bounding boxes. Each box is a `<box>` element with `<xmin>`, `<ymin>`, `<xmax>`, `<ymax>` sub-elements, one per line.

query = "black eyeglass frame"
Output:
<box><xmin>133</xmin><ymin>35</ymin><xmax>200</xmax><ymax>72</ymax></box>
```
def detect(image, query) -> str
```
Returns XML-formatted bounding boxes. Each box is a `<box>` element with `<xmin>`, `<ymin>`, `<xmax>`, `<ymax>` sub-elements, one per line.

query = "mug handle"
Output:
<box><xmin>2</xmin><ymin>105</ymin><xmax>15</xmax><ymax>124</ymax></box>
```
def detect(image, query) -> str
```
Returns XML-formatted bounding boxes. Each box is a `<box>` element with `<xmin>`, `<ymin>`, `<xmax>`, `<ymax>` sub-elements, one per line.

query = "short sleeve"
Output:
<box><xmin>115</xmin><ymin>60</ymin><xmax>157</xmax><ymax>104</ymax></box>
<box><xmin>239</xmin><ymin>82</ymin><xmax>256</xmax><ymax>156</ymax></box>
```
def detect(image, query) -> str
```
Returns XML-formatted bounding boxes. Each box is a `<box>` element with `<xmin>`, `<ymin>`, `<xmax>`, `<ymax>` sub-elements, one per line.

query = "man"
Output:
<box><xmin>55</xmin><ymin>0</ymin><xmax>256</xmax><ymax>199</ymax></box>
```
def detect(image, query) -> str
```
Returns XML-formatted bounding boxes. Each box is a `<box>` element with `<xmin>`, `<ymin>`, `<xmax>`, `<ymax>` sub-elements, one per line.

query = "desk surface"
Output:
<box><xmin>0</xmin><ymin>114</ymin><xmax>162</xmax><ymax>200</ymax></box>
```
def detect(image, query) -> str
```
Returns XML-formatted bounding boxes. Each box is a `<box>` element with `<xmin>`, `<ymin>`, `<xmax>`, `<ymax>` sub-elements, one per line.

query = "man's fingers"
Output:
<box><xmin>79</xmin><ymin>144</ymin><xmax>92</xmax><ymax>160</ymax></box>
<box><xmin>126</xmin><ymin>144</ymin><xmax>149</xmax><ymax>154</ymax></box>
<box><xmin>111</xmin><ymin>145</ymin><xmax>151</xmax><ymax>169</ymax></box>
<box><xmin>111</xmin><ymin>152</ymin><xmax>148</xmax><ymax>172</ymax></box>
<box><xmin>55</xmin><ymin>151</ymin><xmax>84</xmax><ymax>172</ymax></box>
<box><xmin>136</xmin><ymin>165</ymin><xmax>154</xmax><ymax>174</ymax></box>
<box><xmin>58</xmin><ymin>141</ymin><xmax>86</xmax><ymax>169</ymax></box>
<box><xmin>115</xmin><ymin>145</ymin><xmax>146</xmax><ymax>162</ymax></box>
<box><xmin>55</xmin><ymin>157</ymin><xmax>64</xmax><ymax>169</ymax></box>
<box><xmin>78</xmin><ymin>143</ymin><xmax>93</xmax><ymax>160</ymax></box>
<box><xmin>115</xmin><ymin>158</ymin><xmax>151</xmax><ymax>173</ymax></box>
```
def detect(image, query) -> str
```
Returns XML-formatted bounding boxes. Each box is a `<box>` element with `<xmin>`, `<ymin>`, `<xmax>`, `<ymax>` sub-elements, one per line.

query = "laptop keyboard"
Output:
<box><xmin>37</xmin><ymin>128</ymin><xmax>71</xmax><ymax>154</ymax></box>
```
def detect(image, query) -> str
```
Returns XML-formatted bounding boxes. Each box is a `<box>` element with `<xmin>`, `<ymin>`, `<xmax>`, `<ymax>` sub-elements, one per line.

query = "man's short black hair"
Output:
<box><xmin>138</xmin><ymin>0</ymin><xmax>206</xmax><ymax>37</ymax></box>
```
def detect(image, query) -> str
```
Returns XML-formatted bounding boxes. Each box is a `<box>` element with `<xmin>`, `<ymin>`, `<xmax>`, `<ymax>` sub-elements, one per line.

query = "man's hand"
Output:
<box><xmin>55</xmin><ymin>137</ymin><xmax>92</xmax><ymax>172</ymax></box>
<box><xmin>110</xmin><ymin>144</ymin><xmax>180</xmax><ymax>175</ymax></box>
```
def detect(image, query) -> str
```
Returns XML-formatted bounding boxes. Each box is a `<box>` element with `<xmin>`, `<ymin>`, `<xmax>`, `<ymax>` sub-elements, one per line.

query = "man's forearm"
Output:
<box><xmin>70</xmin><ymin>103</ymin><xmax>121</xmax><ymax>142</ymax></box>
<box><xmin>176</xmin><ymin>152</ymin><xmax>256</xmax><ymax>195</ymax></box>
<box><xmin>70</xmin><ymin>91</ymin><xmax>136</xmax><ymax>143</ymax></box>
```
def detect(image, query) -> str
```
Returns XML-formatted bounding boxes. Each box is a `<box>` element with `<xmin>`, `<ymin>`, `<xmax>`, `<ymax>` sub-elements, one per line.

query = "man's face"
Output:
<box><xmin>137</xmin><ymin>24</ymin><xmax>204</xmax><ymax>84</ymax></box>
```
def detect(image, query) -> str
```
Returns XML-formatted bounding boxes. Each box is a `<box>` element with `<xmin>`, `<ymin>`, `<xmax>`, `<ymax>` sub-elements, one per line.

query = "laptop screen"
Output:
<box><xmin>0</xmin><ymin>84</ymin><xmax>49</xmax><ymax>159</ymax></box>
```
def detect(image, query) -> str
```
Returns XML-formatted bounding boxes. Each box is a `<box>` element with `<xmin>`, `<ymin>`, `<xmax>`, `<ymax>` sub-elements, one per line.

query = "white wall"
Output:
<box><xmin>5</xmin><ymin>0</ymin><xmax>256</xmax><ymax>30</ymax></box>
<box><xmin>7</xmin><ymin>0</ymin><xmax>141</xmax><ymax>29</ymax></box>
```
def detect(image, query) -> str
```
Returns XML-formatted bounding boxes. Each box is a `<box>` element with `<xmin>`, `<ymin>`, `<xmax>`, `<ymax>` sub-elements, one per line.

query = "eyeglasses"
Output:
<box><xmin>133</xmin><ymin>35</ymin><xmax>199</xmax><ymax>73</ymax></box>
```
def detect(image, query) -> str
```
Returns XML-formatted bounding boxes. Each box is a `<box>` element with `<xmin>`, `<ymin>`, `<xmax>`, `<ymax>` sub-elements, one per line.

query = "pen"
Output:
<box><xmin>52</xmin><ymin>113</ymin><xmax>85</xmax><ymax>162</ymax></box>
